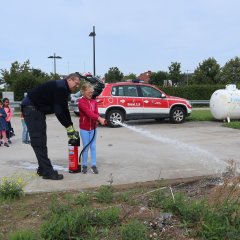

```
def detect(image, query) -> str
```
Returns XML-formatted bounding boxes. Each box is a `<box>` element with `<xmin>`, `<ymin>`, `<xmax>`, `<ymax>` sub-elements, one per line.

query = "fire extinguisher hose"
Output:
<box><xmin>78</xmin><ymin>128</ymin><xmax>96</xmax><ymax>166</ymax></box>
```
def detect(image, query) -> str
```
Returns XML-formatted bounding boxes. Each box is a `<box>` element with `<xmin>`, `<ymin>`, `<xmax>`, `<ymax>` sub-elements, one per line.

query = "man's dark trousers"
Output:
<box><xmin>22</xmin><ymin>106</ymin><xmax>54</xmax><ymax>176</ymax></box>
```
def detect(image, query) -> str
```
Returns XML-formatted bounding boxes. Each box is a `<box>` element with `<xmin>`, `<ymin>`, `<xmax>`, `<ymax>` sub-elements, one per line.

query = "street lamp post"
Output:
<box><xmin>186</xmin><ymin>70</ymin><xmax>189</xmax><ymax>86</ymax></box>
<box><xmin>89</xmin><ymin>26</ymin><xmax>96</xmax><ymax>76</ymax></box>
<box><xmin>48</xmin><ymin>53</ymin><xmax>62</xmax><ymax>75</ymax></box>
<box><xmin>185</xmin><ymin>69</ymin><xmax>192</xmax><ymax>86</ymax></box>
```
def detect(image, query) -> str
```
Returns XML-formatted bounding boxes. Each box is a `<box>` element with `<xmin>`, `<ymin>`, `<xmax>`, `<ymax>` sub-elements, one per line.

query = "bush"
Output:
<box><xmin>94</xmin><ymin>207</ymin><xmax>120</xmax><ymax>226</ymax></box>
<box><xmin>0</xmin><ymin>176</ymin><xmax>25</xmax><ymax>200</ymax></box>
<box><xmin>120</xmin><ymin>219</ymin><xmax>147</xmax><ymax>240</ymax></box>
<box><xmin>41</xmin><ymin>199</ymin><xmax>121</xmax><ymax>240</ymax></box>
<box><xmin>160</xmin><ymin>84</ymin><xmax>226</xmax><ymax>100</ymax></box>
<box><xmin>95</xmin><ymin>185</ymin><xmax>114</xmax><ymax>203</ymax></box>
<box><xmin>75</xmin><ymin>192</ymin><xmax>92</xmax><ymax>206</ymax></box>
<box><xmin>149</xmin><ymin>182</ymin><xmax>240</xmax><ymax>239</ymax></box>
<box><xmin>41</xmin><ymin>205</ymin><xmax>94</xmax><ymax>240</ymax></box>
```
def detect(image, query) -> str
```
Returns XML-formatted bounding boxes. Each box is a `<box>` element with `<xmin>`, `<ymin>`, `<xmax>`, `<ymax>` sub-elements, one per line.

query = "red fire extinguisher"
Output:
<box><xmin>68</xmin><ymin>137</ymin><xmax>80</xmax><ymax>173</ymax></box>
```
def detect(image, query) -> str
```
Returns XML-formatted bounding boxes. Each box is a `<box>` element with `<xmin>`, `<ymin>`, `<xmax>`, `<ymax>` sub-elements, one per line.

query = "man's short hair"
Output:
<box><xmin>66</xmin><ymin>72</ymin><xmax>81</xmax><ymax>80</ymax></box>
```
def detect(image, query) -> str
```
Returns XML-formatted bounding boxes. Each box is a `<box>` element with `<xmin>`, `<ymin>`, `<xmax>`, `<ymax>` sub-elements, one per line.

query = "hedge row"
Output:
<box><xmin>1</xmin><ymin>84</ymin><xmax>239</xmax><ymax>101</ymax></box>
<box><xmin>160</xmin><ymin>84</ymin><xmax>239</xmax><ymax>100</ymax></box>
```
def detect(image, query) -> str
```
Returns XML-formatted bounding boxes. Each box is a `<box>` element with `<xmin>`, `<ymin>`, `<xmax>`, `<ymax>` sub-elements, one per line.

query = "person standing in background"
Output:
<box><xmin>20</xmin><ymin>113</ymin><xmax>30</xmax><ymax>144</ymax></box>
<box><xmin>0</xmin><ymin>100</ymin><xmax>9</xmax><ymax>147</ymax></box>
<box><xmin>3</xmin><ymin>98</ymin><xmax>13</xmax><ymax>144</ymax></box>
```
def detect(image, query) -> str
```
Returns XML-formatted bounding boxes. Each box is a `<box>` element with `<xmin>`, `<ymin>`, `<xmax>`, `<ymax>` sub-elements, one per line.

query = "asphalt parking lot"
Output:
<box><xmin>0</xmin><ymin>114</ymin><xmax>239</xmax><ymax>193</ymax></box>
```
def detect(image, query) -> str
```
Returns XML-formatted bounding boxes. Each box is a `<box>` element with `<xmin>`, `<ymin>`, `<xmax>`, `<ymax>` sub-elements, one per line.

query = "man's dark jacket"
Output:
<box><xmin>23</xmin><ymin>79</ymin><xmax>72</xmax><ymax>127</ymax></box>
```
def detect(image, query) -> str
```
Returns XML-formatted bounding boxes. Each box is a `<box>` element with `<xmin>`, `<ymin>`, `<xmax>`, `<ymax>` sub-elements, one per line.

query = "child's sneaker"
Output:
<box><xmin>91</xmin><ymin>166</ymin><xmax>98</xmax><ymax>174</ymax></box>
<box><xmin>82</xmin><ymin>166</ymin><xmax>87</xmax><ymax>174</ymax></box>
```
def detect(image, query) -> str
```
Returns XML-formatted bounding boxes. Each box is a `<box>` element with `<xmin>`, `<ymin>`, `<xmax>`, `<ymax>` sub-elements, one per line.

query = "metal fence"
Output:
<box><xmin>190</xmin><ymin>100</ymin><xmax>210</xmax><ymax>105</ymax></box>
<box><xmin>10</xmin><ymin>101</ymin><xmax>22</xmax><ymax>108</ymax></box>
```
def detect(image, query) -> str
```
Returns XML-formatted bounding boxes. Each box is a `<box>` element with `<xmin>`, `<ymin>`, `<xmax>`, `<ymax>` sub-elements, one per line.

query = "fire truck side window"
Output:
<box><xmin>140</xmin><ymin>86</ymin><xmax>162</xmax><ymax>98</ymax></box>
<box><xmin>118</xmin><ymin>86</ymin><xmax>124</xmax><ymax>96</ymax></box>
<box><xmin>114</xmin><ymin>85</ymin><xmax>138</xmax><ymax>97</ymax></box>
<box><xmin>111</xmin><ymin>86</ymin><xmax>117</xmax><ymax>96</ymax></box>
<box><xmin>126</xmin><ymin>86</ymin><xmax>138</xmax><ymax>97</ymax></box>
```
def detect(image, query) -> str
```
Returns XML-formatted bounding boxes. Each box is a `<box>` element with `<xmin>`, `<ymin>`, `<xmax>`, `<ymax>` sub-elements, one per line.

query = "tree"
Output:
<box><xmin>0</xmin><ymin>60</ymin><xmax>50</xmax><ymax>100</ymax></box>
<box><xmin>168</xmin><ymin>62</ymin><xmax>182</xmax><ymax>84</ymax></box>
<box><xmin>0</xmin><ymin>60</ymin><xmax>31</xmax><ymax>87</ymax></box>
<box><xmin>193</xmin><ymin>58</ymin><xmax>221</xmax><ymax>84</ymax></box>
<box><xmin>183</xmin><ymin>71</ymin><xmax>195</xmax><ymax>85</ymax></box>
<box><xmin>123</xmin><ymin>73</ymin><xmax>137</xmax><ymax>81</ymax></box>
<box><xmin>219</xmin><ymin>57</ymin><xmax>240</xmax><ymax>84</ymax></box>
<box><xmin>104</xmin><ymin>67</ymin><xmax>124</xmax><ymax>83</ymax></box>
<box><xmin>12</xmin><ymin>72</ymin><xmax>42</xmax><ymax>100</ymax></box>
<box><xmin>49</xmin><ymin>72</ymin><xmax>61</xmax><ymax>81</ymax></box>
<box><xmin>149</xmin><ymin>71</ymin><xmax>169</xmax><ymax>85</ymax></box>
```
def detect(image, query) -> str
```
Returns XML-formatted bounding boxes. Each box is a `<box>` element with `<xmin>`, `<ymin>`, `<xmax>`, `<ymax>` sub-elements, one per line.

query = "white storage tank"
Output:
<box><xmin>210</xmin><ymin>84</ymin><xmax>240</xmax><ymax>121</ymax></box>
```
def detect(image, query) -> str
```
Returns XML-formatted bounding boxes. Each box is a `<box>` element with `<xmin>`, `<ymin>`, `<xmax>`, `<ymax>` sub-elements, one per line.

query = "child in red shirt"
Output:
<box><xmin>78</xmin><ymin>83</ymin><xmax>106</xmax><ymax>174</ymax></box>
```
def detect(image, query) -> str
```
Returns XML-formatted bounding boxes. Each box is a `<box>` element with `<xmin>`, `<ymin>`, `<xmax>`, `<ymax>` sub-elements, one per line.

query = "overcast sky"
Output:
<box><xmin>1</xmin><ymin>0</ymin><xmax>240</xmax><ymax>77</ymax></box>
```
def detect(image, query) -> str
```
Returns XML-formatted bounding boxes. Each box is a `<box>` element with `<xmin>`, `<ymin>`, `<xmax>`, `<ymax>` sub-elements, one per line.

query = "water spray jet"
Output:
<box><xmin>113</xmin><ymin>120</ymin><xmax>230</xmax><ymax>175</ymax></box>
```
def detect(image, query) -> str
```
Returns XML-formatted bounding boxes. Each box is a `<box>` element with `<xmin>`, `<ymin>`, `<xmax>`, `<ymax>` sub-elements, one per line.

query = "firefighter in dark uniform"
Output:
<box><xmin>21</xmin><ymin>73</ymin><xmax>81</xmax><ymax>180</ymax></box>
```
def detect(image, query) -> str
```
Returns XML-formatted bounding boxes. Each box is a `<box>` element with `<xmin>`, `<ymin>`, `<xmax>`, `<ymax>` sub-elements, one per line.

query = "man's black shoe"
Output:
<box><xmin>42</xmin><ymin>171</ymin><xmax>64</xmax><ymax>180</ymax></box>
<box><xmin>36</xmin><ymin>167</ymin><xmax>43</xmax><ymax>176</ymax></box>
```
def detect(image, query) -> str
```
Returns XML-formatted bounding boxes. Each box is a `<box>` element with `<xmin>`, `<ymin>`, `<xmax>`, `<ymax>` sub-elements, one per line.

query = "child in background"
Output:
<box><xmin>21</xmin><ymin>113</ymin><xmax>30</xmax><ymax>144</ymax></box>
<box><xmin>3</xmin><ymin>98</ymin><xmax>13</xmax><ymax>144</ymax></box>
<box><xmin>0</xmin><ymin>100</ymin><xmax>9</xmax><ymax>147</ymax></box>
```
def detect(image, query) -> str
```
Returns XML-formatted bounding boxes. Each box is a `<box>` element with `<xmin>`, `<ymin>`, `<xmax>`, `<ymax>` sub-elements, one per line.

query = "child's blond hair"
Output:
<box><xmin>80</xmin><ymin>82</ymin><xmax>93</xmax><ymax>95</ymax></box>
